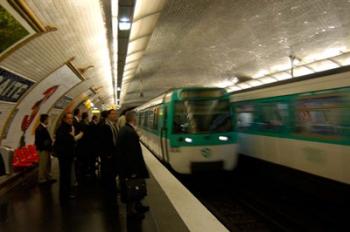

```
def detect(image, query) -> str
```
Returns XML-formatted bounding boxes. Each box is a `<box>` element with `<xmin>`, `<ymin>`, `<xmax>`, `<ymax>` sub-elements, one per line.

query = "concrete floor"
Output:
<box><xmin>0</xmin><ymin>160</ymin><xmax>157</xmax><ymax>232</ymax></box>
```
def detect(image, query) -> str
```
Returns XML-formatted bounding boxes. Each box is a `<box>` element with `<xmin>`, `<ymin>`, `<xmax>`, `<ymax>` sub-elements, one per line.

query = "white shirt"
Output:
<box><xmin>106</xmin><ymin>119</ymin><xmax>118</xmax><ymax>145</ymax></box>
<box><xmin>40</xmin><ymin>123</ymin><xmax>48</xmax><ymax>128</ymax></box>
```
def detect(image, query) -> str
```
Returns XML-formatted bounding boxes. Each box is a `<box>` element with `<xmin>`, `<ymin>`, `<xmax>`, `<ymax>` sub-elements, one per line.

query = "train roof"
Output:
<box><xmin>135</xmin><ymin>87</ymin><xmax>227</xmax><ymax>111</ymax></box>
<box><xmin>230</xmin><ymin>66</ymin><xmax>350</xmax><ymax>102</ymax></box>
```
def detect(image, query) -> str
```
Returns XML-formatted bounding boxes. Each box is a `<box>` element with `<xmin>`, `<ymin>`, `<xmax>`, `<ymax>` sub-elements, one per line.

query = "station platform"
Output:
<box><xmin>0</xmin><ymin>145</ymin><xmax>228</xmax><ymax>232</ymax></box>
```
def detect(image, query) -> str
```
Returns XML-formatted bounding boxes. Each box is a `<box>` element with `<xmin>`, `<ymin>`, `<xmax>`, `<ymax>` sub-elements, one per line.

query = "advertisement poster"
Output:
<box><xmin>48</xmin><ymin>108</ymin><xmax>63</xmax><ymax>135</ymax></box>
<box><xmin>0</xmin><ymin>0</ymin><xmax>35</xmax><ymax>56</ymax></box>
<box><xmin>3</xmin><ymin>65</ymin><xmax>81</xmax><ymax>148</ymax></box>
<box><xmin>65</xmin><ymin>89</ymin><xmax>93</xmax><ymax>113</ymax></box>
<box><xmin>0</xmin><ymin>67</ymin><xmax>34</xmax><ymax>102</ymax></box>
<box><xmin>54</xmin><ymin>95</ymin><xmax>72</xmax><ymax>109</ymax></box>
<box><xmin>0</xmin><ymin>101</ymin><xmax>15</xmax><ymax>136</ymax></box>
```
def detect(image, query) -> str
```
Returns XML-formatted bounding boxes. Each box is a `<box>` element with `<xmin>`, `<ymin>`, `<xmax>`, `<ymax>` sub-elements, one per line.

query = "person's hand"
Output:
<box><xmin>74</xmin><ymin>132</ymin><xmax>83</xmax><ymax>141</ymax></box>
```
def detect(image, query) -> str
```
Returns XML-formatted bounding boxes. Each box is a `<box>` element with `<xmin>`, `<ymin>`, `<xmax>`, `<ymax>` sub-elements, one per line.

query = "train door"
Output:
<box><xmin>160</xmin><ymin>105</ymin><xmax>169</xmax><ymax>162</ymax></box>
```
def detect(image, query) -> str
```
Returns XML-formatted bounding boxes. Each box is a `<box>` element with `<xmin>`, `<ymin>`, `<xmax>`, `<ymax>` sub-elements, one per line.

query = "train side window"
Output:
<box><xmin>147</xmin><ymin>110</ymin><xmax>154</xmax><ymax>129</ymax></box>
<box><xmin>143</xmin><ymin>111</ymin><xmax>148</xmax><ymax>128</ymax></box>
<box><xmin>294</xmin><ymin>94</ymin><xmax>349</xmax><ymax>138</ymax></box>
<box><xmin>153</xmin><ymin>107</ymin><xmax>159</xmax><ymax>130</ymax></box>
<box><xmin>236</xmin><ymin>104</ymin><xmax>255</xmax><ymax>130</ymax></box>
<box><xmin>259</xmin><ymin>102</ymin><xmax>288</xmax><ymax>132</ymax></box>
<box><xmin>139</xmin><ymin>112</ymin><xmax>144</xmax><ymax>127</ymax></box>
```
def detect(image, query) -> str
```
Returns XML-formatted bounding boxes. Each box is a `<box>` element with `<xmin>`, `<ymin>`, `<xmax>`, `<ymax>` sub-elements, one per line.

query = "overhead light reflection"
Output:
<box><xmin>273</xmin><ymin>72</ymin><xmax>292</xmax><ymax>80</ymax></box>
<box><xmin>260</xmin><ymin>76</ymin><xmax>277</xmax><ymax>84</ymax></box>
<box><xmin>248</xmin><ymin>80</ymin><xmax>263</xmax><ymax>87</ymax></box>
<box><xmin>293</xmin><ymin>66</ymin><xmax>314</xmax><ymax>77</ymax></box>
<box><xmin>119</xmin><ymin>21</ymin><xmax>131</xmax><ymax>30</ymax></box>
<box><xmin>309</xmin><ymin>60</ymin><xmax>339</xmax><ymax>72</ymax></box>
<box><xmin>304</xmin><ymin>47</ymin><xmax>345</xmax><ymax>62</ymax></box>
<box><xmin>252</xmin><ymin>69</ymin><xmax>269</xmax><ymax>79</ymax></box>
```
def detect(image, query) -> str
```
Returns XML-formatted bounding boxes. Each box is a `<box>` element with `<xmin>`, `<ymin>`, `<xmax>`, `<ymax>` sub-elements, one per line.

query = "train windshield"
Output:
<box><xmin>173</xmin><ymin>99</ymin><xmax>232</xmax><ymax>134</ymax></box>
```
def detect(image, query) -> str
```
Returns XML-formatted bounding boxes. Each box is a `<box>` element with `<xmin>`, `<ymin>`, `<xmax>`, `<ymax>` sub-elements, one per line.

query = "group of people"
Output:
<box><xmin>34</xmin><ymin>109</ymin><xmax>149</xmax><ymax>218</ymax></box>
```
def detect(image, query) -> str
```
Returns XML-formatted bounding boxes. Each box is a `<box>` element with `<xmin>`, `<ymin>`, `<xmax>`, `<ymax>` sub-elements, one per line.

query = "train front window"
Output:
<box><xmin>173</xmin><ymin>100</ymin><xmax>232</xmax><ymax>134</ymax></box>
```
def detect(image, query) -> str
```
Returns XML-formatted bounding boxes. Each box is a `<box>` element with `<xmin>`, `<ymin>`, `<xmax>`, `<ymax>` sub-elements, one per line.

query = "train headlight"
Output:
<box><xmin>218</xmin><ymin>136</ymin><xmax>229</xmax><ymax>141</ymax></box>
<box><xmin>185</xmin><ymin>137</ymin><xmax>192</xmax><ymax>143</ymax></box>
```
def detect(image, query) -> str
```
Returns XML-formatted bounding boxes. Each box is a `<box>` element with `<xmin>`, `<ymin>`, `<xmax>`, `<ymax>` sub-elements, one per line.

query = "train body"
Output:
<box><xmin>135</xmin><ymin>87</ymin><xmax>238</xmax><ymax>174</ymax></box>
<box><xmin>231</xmin><ymin>69</ymin><xmax>350</xmax><ymax>184</ymax></box>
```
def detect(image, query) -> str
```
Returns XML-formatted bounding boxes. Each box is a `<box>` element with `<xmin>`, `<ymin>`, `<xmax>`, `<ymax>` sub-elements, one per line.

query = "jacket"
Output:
<box><xmin>99</xmin><ymin>121</ymin><xmax>118</xmax><ymax>158</ymax></box>
<box><xmin>54</xmin><ymin>122</ymin><xmax>76</xmax><ymax>158</ymax></box>
<box><xmin>117</xmin><ymin>123</ymin><xmax>149</xmax><ymax>178</ymax></box>
<box><xmin>35</xmin><ymin>124</ymin><xmax>52</xmax><ymax>151</ymax></box>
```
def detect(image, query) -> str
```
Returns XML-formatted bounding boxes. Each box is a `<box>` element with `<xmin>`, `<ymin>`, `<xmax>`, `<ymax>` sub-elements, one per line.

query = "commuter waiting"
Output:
<box><xmin>118</xmin><ymin>110</ymin><xmax>149</xmax><ymax>218</ymax></box>
<box><xmin>72</xmin><ymin>108</ymin><xmax>83</xmax><ymax>186</ymax></box>
<box><xmin>76</xmin><ymin>112</ymin><xmax>90</xmax><ymax>179</ymax></box>
<box><xmin>54</xmin><ymin>113</ymin><xmax>81</xmax><ymax>200</ymax></box>
<box><xmin>99</xmin><ymin>109</ymin><xmax>119</xmax><ymax>198</ymax></box>
<box><xmin>87</xmin><ymin>115</ymin><xmax>99</xmax><ymax>177</ymax></box>
<box><xmin>34</xmin><ymin>114</ymin><xmax>56</xmax><ymax>184</ymax></box>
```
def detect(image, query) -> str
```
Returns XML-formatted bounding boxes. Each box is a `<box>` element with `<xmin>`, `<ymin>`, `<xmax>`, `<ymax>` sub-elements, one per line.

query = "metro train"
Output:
<box><xmin>135</xmin><ymin>87</ymin><xmax>238</xmax><ymax>174</ymax></box>
<box><xmin>231</xmin><ymin>68</ymin><xmax>350</xmax><ymax>185</ymax></box>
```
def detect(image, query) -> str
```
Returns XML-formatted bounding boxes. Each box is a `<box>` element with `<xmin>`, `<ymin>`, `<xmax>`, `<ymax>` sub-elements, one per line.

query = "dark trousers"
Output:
<box><xmin>58</xmin><ymin>157</ymin><xmax>73</xmax><ymax>199</ymax></box>
<box><xmin>87</xmin><ymin>151</ymin><xmax>98</xmax><ymax>176</ymax></box>
<box><xmin>101</xmin><ymin>156</ymin><xmax>117</xmax><ymax>196</ymax></box>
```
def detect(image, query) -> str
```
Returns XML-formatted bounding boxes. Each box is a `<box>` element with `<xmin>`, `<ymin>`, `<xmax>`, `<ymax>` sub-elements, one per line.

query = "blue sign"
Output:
<box><xmin>0</xmin><ymin>68</ymin><xmax>34</xmax><ymax>102</ymax></box>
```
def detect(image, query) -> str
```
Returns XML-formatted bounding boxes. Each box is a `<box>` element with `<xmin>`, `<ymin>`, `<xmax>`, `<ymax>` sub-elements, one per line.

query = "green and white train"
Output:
<box><xmin>135</xmin><ymin>69</ymin><xmax>350</xmax><ymax>183</ymax></box>
<box><xmin>135</xmin><ymin>87</ymin><xmax>238</xmax><ymax>174</ymax></box>
<box><xmin>231</xmin><ymin>68</ymin><xmax>350</xmax><ymax>185</ymax></box>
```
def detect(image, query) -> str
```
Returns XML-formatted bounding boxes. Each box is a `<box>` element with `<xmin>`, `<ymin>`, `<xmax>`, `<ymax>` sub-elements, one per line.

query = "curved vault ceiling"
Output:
<box><xmin>121</xmin><ymin>0</ymin><xmax>350</xmax><ymax>107</ymax></box>
<box><xmin>0</xmin><ymin>0</ymin><xmax>113</xmax><ymax>103</ymax></box>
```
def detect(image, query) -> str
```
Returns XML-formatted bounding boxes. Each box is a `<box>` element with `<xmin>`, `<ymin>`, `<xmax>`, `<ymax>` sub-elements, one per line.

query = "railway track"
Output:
<box><xmin>179</xmin><ymin>169</ymin><xmax>350</xmax><ymax>232</ymax></box>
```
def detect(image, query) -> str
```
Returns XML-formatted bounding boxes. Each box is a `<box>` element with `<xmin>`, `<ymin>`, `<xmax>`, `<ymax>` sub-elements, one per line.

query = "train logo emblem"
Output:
<box><xmin>201</xmin><ymin>148</ymin><xmax>211</xmax><ymax>158</ymax></box>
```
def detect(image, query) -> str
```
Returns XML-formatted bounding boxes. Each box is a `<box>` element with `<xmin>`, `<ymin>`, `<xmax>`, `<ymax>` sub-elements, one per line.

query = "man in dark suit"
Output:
<box><xmin>55</xmin><ymin>113</ymin><xmax>77</xmax><ymax>200</ymax></box>
<box><xmin>87</xmin><ymin>115</ymin><xmax>99</xmax><ymax>176</ymax></box>
<box><xmin>76</xmin><ymin>112</ymin><xmax>90</xmax><ymax>179</ymax></box>
<box><xmin>72</xmin><ymin>108</ymin><xmax>83</xmax><ymax>185</ymax></box>
<box><xmin>118</xmin><ymin>110</ymin><xmax>149</xmax><ymax>217</ymax></box>
<box><xmin>99</xmin><ymin>109</ymin><xmax>119</xmax><ymax>197</ymax></box>
<box><xmin>73</xmin><ymin>108</ymin><xmax>81</xmax><ymax>134</ymax></box>
<box><xmin>35</xmin><ymin>114</ymin><xmax>55</xmax><ymax>184</ymax></box>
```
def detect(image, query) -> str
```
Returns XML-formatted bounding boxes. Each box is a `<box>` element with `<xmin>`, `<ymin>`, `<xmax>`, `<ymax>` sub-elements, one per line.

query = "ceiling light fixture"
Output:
<box><xmin>119</xmin><ymin>17</ymin><xmax>131</xmax><ymax>30</ymax></box>
<box><xmin>227</xmin><ymin>48</ymin><xmax>350</xmax><ymax>93</ymax></box>
<box><xmin>119</xmin><ymin>0</ymin><xmax>167</xmax><ymax>105</ymax></box>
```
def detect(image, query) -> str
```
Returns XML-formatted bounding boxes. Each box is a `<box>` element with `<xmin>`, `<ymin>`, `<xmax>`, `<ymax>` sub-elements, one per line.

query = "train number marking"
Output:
<box><xmin>201</xmin><ymin>148</ymin><xmax>211</xmax><ymax>158</ymax></box>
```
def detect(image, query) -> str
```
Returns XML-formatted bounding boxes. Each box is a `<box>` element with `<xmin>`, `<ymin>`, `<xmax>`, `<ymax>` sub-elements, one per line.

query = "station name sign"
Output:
<box><xmin>0</xmin><ymin>68</ymin><xmax>34</xmax><ymax>102</ymax></box>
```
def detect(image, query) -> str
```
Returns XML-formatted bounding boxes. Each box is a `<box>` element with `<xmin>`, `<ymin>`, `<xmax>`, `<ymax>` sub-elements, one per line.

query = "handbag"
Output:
<box><xmin>125</xmin><ymin>178</ymin><xmax>147</xmax><ymax>201</ymax></box>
